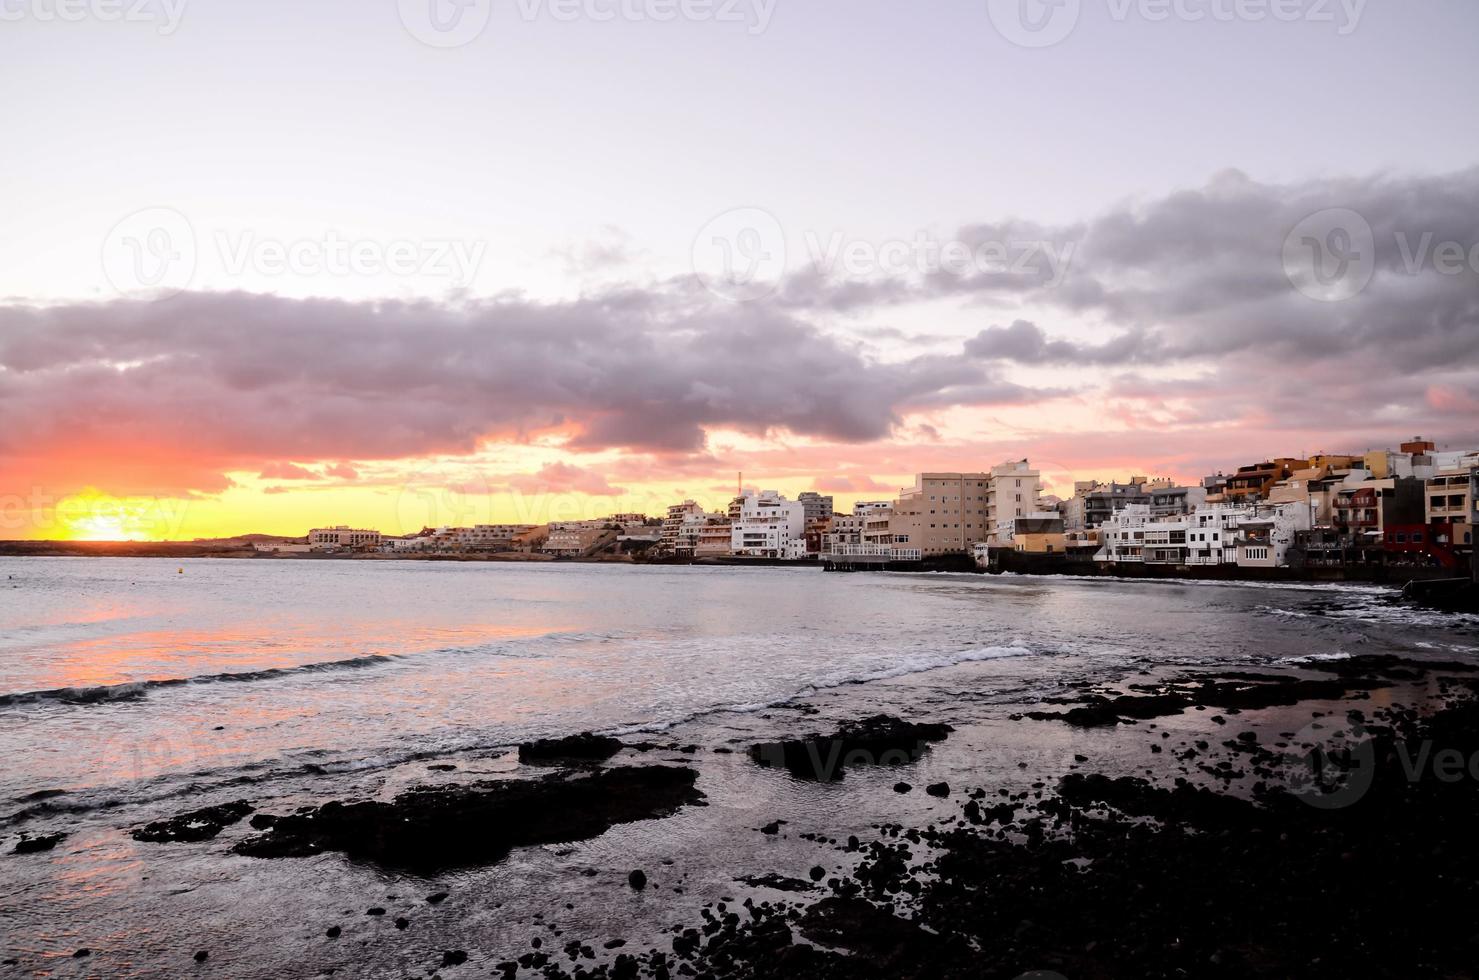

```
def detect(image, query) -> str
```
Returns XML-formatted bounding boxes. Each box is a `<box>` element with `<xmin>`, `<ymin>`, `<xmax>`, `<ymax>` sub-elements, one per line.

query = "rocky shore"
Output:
<box><xmin>10</xmin><ymin>654</ymin><xmax>1479</xmax><ymax>977</ymax></box>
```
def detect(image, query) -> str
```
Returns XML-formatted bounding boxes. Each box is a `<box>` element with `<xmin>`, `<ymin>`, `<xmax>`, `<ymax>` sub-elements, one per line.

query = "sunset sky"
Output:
<box><xmin>2</xmin><ymin>0</ymin><xmax>1477</xmax><ymax>540</ymax></box>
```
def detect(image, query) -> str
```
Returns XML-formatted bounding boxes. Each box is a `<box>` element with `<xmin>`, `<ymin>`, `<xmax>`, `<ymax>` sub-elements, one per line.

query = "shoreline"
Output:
<box><xmin>9</xmin><ymin>646</ymin><xmax>1479</xmax><ymax>977</ymax></box>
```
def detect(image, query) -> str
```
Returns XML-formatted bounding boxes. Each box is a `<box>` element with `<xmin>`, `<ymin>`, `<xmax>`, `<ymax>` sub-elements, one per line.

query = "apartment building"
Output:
<box><xmin>730</xmin><ymin>490</ymin><xmax>806</xmax><ymax>558</ymax></box>
<box><xmin>1427</xmin><ymin>468</ymin><xmax>1474</xmax><ymax>536</ymax></box>
<box><xmin>307</xmin><ymin>526</ymin><xmax>382</xmax><ymax>551</ymax></box>
<box><xmin>1331</xmin><ymin>478</ymin><xmax>1425</xmax><ymax>542</ymax></box>
<box><xmin>985</xmin><ymin>459</ymin><xmax>1042</xmax><ymax>543</ymax></box>
<box><xmin>1062</xmin><ymin>482</ymin><xmax>1149</xmax><ymax>531</ymax></box>
<box><xmin>797</xmin><ymin>492</ymin><xmax>835</xmax><ymax>525</ymax></box>
<box><xmin>888</xmin><ymin>473</ymin><xmax>991</xmax><ymax>557</ymax></box>
<box><xmin>430</xmin><ymin>524</ymin><xmax>539</xmax><ymax>551</ymax></box>
<box><xmin>1097</xmin><ymin>501</ymin><xmax>1310</xmax><ymax>567</ymax></box>
<box><xmin>1223</xmin><ymin>459</ymin><xmax>1306</xmax><ymax>503</ymax></box>
<box><xmin>662</xmin><ymin>500</ymin><xmax>711</xmax><ymax>555</ymax></box>
<box><xmin>1148</xmin><ymin>485</ymin><xmax>1207</xmax><ymax>518</ymax></box>
<box><xmin>543</xmin><ymin>524</ymin><xmax>617</xmax><ymax>558</ymax></box>
<box><xmin>695</xmin><ymin>518</ymin><xmax>734</xmax><ymax>558</ymax></box>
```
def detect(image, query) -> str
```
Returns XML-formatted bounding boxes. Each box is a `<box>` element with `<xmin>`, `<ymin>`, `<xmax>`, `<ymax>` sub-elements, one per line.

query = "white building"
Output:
<box><xmin>731</xmin><ymin>490</ymin><xmax>806</xmax><ymax>558</ymax></box>
<box><xmin>1097</xmin><ymin>501</ymin><xmax>1313</xmax><ymax>568</ymax></box>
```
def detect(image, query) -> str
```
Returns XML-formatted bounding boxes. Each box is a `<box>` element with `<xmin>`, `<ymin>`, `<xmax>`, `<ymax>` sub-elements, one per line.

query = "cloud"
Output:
<box><xmin>258</xmin><ymin>462</ymin><xmax>324</xmax><ymax>481</ymax></box>
<box><xmin>964</xmin><ymin>320</ymin><xmax>1159</xmax><ymax>366</ymax></box>
<box><xmin>0</xmin><ymin>288</ymin><xmax>1047</xmax><ymax>497</ymax></box>
<box><xmin>504</xmin><ymin>462</ymin><xmax>627</xmax><ymax>498</ymax></box>
<box><xmin>813</xmin><ymin>473</ymin><xmax>895</xmax><ymax>493</ymax></box>
<box><xmin>782</xmin><ymin>168</ymin><xmax>1479</xmax><ymax>379</ymax></box>
<box><xmin>3</xmin><ymin>167</ymin><xmax>1477</xmax><ymax>510</ymax></box>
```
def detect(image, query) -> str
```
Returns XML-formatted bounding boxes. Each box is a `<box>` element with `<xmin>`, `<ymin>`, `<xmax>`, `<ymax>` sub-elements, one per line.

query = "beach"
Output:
<box><xmin>2</xmin><ymin>560</ymin><xmax>1477</xmax><ymax>977</ymax></box>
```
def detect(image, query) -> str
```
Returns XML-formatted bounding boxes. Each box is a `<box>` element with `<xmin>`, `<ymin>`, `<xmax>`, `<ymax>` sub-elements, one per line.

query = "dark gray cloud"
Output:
<box><xmin>963</xmin><ymin>320</ymin><xmax>1160</xmax><ymax>366</ymax></box>
<box><xmin>0</xmin><ymin>289</ymin><xmax>1043</xmax><ymax>494</ymax></box>
<box><xmin>778</xmin><ymin>167</ymin><xmax>1479</xmax><ymax>379</ymax></box>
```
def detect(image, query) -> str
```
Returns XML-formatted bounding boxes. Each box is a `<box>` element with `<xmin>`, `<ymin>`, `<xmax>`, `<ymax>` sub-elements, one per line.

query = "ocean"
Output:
<box><xmin>1</xmin><ymin>558</ymin><xmax>1474</xmax><ymax>977</ymax></box>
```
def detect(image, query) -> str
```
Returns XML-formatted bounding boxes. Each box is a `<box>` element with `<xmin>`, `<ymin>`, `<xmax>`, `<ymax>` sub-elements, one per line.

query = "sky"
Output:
<box><xmin>1</xmin><ymin>0</ymin><xmax>1477</xmax><ymax>539</ymax></box>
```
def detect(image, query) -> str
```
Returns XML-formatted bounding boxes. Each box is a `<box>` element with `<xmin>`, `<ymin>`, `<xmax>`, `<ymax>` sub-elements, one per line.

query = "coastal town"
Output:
<box><xmin>272</xmin><ymin>437</ymin><xmax>1479</xmax><ymax>584</ymax></box>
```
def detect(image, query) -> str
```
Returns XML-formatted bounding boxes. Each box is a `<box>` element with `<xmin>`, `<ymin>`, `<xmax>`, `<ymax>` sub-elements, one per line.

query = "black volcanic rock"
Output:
<box><xmin>233</xmin><ymin>767</ymin><xmax>703</xmax><ymax>873</ymax></box>
<box><xmin>518</xmin><ymin>733</ymin><xmax>624</xmax><ymax>765</ymax></box>
<box><xmin>11</xmin><ymin>831</ymin><xmax>66</xmax><ymax>854</ymax></box>
<box><xmin>132</xmin><ymin>801</ymin><xmax>254</xmax><ymax>843</ymax></box>
<box><xmin>749</xmin><ymin>715</ymin><xmax>954</xmax><ymax>782</ymax></box>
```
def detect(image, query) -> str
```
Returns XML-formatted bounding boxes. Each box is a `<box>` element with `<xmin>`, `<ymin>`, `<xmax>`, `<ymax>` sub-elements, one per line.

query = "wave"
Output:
<box><xmin>0</xmin><ymin>654</ymin><xmax>399</xmax><ymax>708</ymax></box>
<box><xmin>604</xmin><ymin>644</ymin><xmax>1040</xmax><ymax>737</ymax></box>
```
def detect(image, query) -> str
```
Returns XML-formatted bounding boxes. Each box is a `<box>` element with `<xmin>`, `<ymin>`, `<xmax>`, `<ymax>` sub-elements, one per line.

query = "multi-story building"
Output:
<box><xmin>1098</xmin><ymin>501</ymin><xmax>1311</xmax><ymax>568</ymax></box>
<box><xmin>1223</xmin><ymin>459</ymin><xmax>1305</xmax><ymax>503</ymax></box>
<box><xmin>308</xmin><ymin>526</ymin><xmax>382</xmax><ymax>551</ymax></box>
<box><xmin>825</xmin><ymin>512</ymin><xmax>866</xmax><ymax>552</ymax></box>
<box><xmin>730</xmin><ymin>490</ymin><xmax>806</xmax><ymax>558</ymax></box>
<box><xmin>885</xmin><ymin>463</ymin><xmax>1044</xmax><ymax>557</ymax></box>
<box><xmin>1062</xmin><ymin>482</ymin><xmax>1149</xmax><ymax>531</ymax></box>
<box><xmin>1331</xmin><ymin>478</ymin><xmax>1425</xmax><ymax>542</ymax></box>
<box><xmin>797</xmin><ymin>492</ymin><xmax>835</xmax><ymax>526</ymax></box>
<box><xmin>985</xmin><ymin>459</ymin><xmax>1042</xmax><ymax>543</ymax></box>
<box><xmin>662</xmin><ymin>500</ymin><xmax>711</xmax><ymax>555</ymax></box>
<box><xmin>888</xmin><ymin>472</ymin><xmax>991</xmax><ymax>557</ymax></box>
<box><xmin>1471</xmin><ymin>466</ymin><xmax>1479</xmax><ymax>582</ymax></box>
<box><xmin>1096</xmin><ymin>504</ymin><xmax>1154</xmax><ymax>563</ymax></box>
<box><xmin>695</xmin><ymin>518</ymin><xmax>734</xmax><ymax>558</ymax></box>
<box><xmin>1427</xmin><ymin>468</ymin><xmax>1474</xmax><ymax>532</ymax></box>
<box><xmin>1148</xmin><ymin>485</ymin><xmax>1208</xmax><ymax>518</ymax></box>
<box><xmin>430</xmin><ymin>524</ymin><xmax>539</xmax><ymax>551</ymax></box>
<box><xmin>543</xmin><ymin>524</ymin><xmax>618</xmax><ymax>558</ymax></box>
